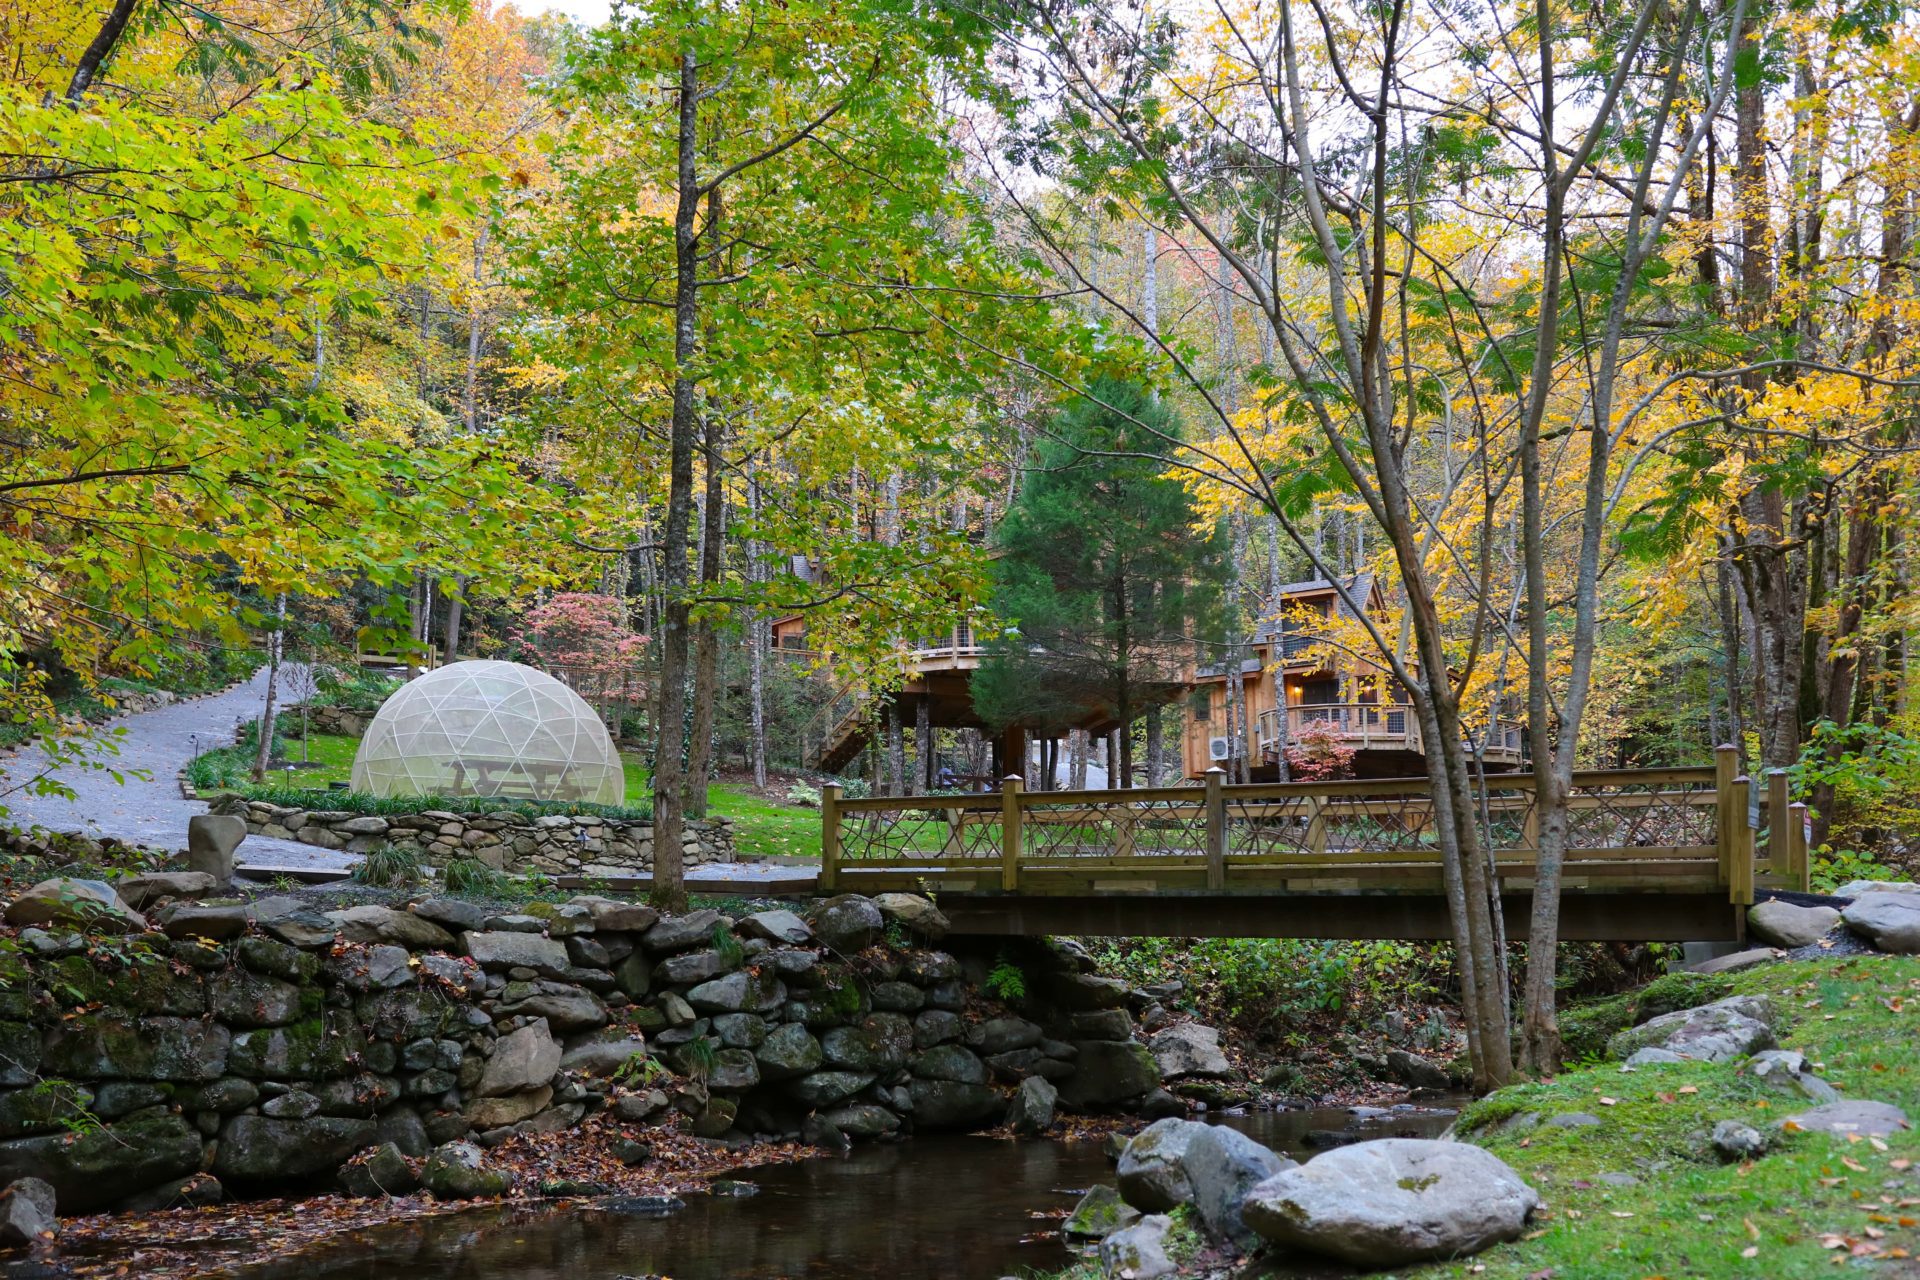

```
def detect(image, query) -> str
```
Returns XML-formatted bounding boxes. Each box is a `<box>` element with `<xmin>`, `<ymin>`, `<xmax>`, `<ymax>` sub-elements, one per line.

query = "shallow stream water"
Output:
<box><xmin>225</xmin><ymin>1103</ymin><xmax>1461</xmax><ymax>1280</ymax></box>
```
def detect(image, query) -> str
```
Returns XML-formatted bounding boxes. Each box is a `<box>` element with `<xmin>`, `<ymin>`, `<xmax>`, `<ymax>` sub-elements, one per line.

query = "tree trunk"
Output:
<box><xmin>686</xmin><ymin>407</ymin><xmax>726</xmax><ymax>819</ymax></box>
<box><xmin>251</xmin><ymin>594</ymin><xmax>287</xmax><ymax>783</ymax></box>
<box><xmin>747</xmin><ymin>461</ymin><xmax>767</xmax><ymax>790</ymax></box>
<box><xmin>651</xmin><ymin>49</ymin><xmax>703</xmax><ymax>913</ymax></box>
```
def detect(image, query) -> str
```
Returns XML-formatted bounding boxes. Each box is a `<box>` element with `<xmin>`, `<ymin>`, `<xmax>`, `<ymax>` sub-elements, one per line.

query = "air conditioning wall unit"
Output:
<box><xmin>1208</xmin><ymin>736</ymin><xmax>1236</xmax><ymax>762</ymax></box>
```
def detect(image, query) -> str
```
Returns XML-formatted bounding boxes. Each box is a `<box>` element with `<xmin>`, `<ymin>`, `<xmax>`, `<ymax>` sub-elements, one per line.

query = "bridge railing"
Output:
<box><xmin>819</xmin><ymin>746</ymin><xmax>1805</xmax><ymax>901</ymax></box>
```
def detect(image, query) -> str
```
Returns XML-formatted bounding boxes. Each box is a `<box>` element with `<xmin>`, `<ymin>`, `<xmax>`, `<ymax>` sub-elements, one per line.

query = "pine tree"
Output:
<box><xmin>973</xmin><ymin>380</ymin><xmax>1227</xmax><ymax>787</ymax></box>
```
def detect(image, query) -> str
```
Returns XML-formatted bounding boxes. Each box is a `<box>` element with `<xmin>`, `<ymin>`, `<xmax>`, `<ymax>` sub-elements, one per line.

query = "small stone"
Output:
<box><xmin>421</xmin><ymin>1142</ymin><xmax>509</xmax><ymax>1198</ymax></box>
<box><xmin>0</xmin><ymin>1177</ymin><xmax>57</xmax><ymax>1247</ymax></box>
<box><xmin>1006</xmin><ymin>1075</ymin><xmax>1058</xmax><ymax>1136</ymax></box>
<box><xmin>1098</xmin><ymin>1213</ymin><xmax>1177</xmax><ymax>1279</ymax></box>
<box><xmin>1711</xmin><ymin>1119</ymin><xmax>1768</xmax><ymax>1161</ymax></box>
<box><xmin>1063</xmin><ymin>1183</ymin><xmax>1140</xmax><ymax>1239</ymax></box>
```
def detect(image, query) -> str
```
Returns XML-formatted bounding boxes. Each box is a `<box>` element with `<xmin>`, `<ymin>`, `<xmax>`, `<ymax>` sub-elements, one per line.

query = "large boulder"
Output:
<box><xmin>1184</xmin><ymin>1125</ymin><xmax>1292</xmax><ymax>1249</ymax></box>
<box><xmin>1116</xmin><ymin>1117</ymin><xmax>1209</xmax><ymax>1212</ymax></box>
<box><xmin>4</xmin><ymin>879</ymin><xmax>145</xmax><ymax>934</ymax></box>
<box><xmin>187</xmin><ymin>814</ymin><xmax>246</xmax><ymax>883</ymax></box>
<box><xmin>215</xmin><ymin>1115</ymin><xmax>377</xmax><ymax>1184</ymax></box>
<box><xmin>1242</xmin><ymin>1138</ymin><xmax>1540</xmax><ymax>1266</ymax></box>
<box><xmin>42</xmin><ymin>1015</ymin><xmax>230</xmax><ymax>1082</ymax></box>
<box><xmin>116</xmin><ymin>871</ymin><xmax>218</xmax><ymax>911</ymax></box>
<box><xmin>1833</xmin><ymin>880</ymin><xmax>1919</xmax><ymax>898</ymax></box>
<box><xmin>0</xmin><ymin>1110</ymin><xmax>205</xmax><ymax>1212</ymax></box>
<box><xmin>1842</xmin><ymin>892</ymin><xmax>1920</xmax><ymax>954</ymax></box>
<box><xmin>1148</xmin><ymin>1024</ymin><xmax>1230</xmax><ymax>1080</ymax></box>
<box><xmin>810</xmin><ymin>895</ymin><xmax>883</xmax><ymax>952</ymax></box>
<box><xmin>1748</xmin><ymin>900</ymin><xmax>1840</xmax><ymax>949</ymax></box>
<box><xmin>325</xmin><ymin>906</ymin><xmax>455</xmax><ymax>951</ymax></box>
<box><xmin>1384</xmin><ymin>1048</ymin><xmax>1451</xmax><ymax>1090</ymax></box>
<box><xmin>1062</xmin><ymin>1041</ymin><xmax>1161</xmax><ymax>1108</ymax></box>
<box><xmin>1605</xmin><ymin>995</ymin><xmax>1775</xmax><ymax>1063</ymax></box>
<box><xmin>478</xmin><ymin>1020</ymin><xmax>561</xmax><ymax>1097</ymax></box>
<box><xmin>1780</xmin><ymin>1100</ymin><xmax>1910</xmax><ymax>1137</ymax></box>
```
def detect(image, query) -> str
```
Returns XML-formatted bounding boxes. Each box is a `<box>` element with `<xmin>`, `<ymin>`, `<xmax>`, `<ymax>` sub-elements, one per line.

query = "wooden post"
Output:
<box><xmin>1766</xmin><ymin>769</ymin><xmax>1790</xmax><ymax>876</ymax></box>
<box><xmin>1729</xmin><ymin>776</ymin><xmax>1755</xmax><ymax>906</ymax></box>
<box><xmin>1521</xmin><ymin>777</ymin><xmax>1541</xmax><ymax>856</ymax></box>
<box><xmin>1000</xmin><ymin>775</ymin><xmax>1024</xmax><ymax>892</ymax></box>
<box><xmin>1714</xmin><ymin>744</ymin><xmax>1738</xmax><ymax>887</ymax></box>
<box><xmin>1306</xmin><ymin>793</ymin><xmax>1328</xmax><ymax>858</ymax></box>
<box><xmin>820</xmin><ymin>783</ymin><xmax>841</xmax><ymax>892</ymax></box>
<box><xmin>1788</xmin><ymin>801</ymin><xmax>1810</xmax><ymax>893</ymax></box>
<box><xmin>1204</xmin><ymin>766</ymin><xmax>1226</xmax><ymax>891</ymax></box>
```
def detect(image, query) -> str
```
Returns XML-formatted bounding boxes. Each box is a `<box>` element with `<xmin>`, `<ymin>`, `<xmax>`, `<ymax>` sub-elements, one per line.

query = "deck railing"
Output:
<box><xmin>820</xmin><ymin>746</ymin><xmax>1805</xmax><ymax>903</ymax></box>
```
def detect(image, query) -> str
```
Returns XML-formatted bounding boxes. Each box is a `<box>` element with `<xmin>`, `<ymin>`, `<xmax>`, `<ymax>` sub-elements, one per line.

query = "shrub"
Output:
<box><xmin>221</xmin><ymin>785</ymin><xmax>652</xmax><ymax>823</ymax></box>
<box><xmin>351</xmin><ymin>844</ymin><xmax>423</xmax><ymax>888</ymax></box>
<box><xmin>442</xmin><ymin>858</ymin><xmax>504</xmax><ymax>895</ymax></box>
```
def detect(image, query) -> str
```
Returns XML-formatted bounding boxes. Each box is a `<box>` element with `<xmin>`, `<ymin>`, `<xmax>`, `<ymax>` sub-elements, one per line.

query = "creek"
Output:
<box><xmin>225</xmin><ymin>1102</ymin><xmax>1461</xmax><ymax>1279</ymax></box>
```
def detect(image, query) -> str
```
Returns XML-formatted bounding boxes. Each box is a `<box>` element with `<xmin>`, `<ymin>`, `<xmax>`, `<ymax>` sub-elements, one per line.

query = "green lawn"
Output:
<box><xmin>275</xmin><ymin>732</ymin><xmax>360</xmax><ymax>784</ymax></box>
<box><xmin>621</xmin><ymin>752</ymin><xmax>821</xmax><ymax>863</ymax></box>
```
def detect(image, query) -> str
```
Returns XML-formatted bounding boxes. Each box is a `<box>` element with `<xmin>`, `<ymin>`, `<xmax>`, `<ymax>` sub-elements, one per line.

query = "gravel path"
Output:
<box><xmin>0</xmin><ymin>668</ymin><xmax>819</xmax><ymax>889</ymax></box>
<box><xmin>0</xmin><ymin>666</ymin><xmax>356</xmax><ymax>872</ymax></box>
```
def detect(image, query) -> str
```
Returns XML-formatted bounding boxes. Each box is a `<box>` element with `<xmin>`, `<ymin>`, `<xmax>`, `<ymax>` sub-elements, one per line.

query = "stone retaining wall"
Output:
<box><xmin>210</xmin><ymin>796</ymin><xmax>735</xmax><ymax>877</ymax></box>
<box><xmin>0</xmin><ymin>882</ymin><xmax>1211</xmax><ymax>1217</ymax></box>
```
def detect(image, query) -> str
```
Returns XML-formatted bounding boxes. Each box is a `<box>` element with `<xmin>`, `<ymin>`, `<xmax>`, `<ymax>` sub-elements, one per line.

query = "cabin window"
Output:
<box><xmin>1299</xmin><ymin>676</ymin><xmax>1339</xmax><ymax>705</ymax></box>
<box><xmin>1189</xmin><ymin>689</ymin><xmax>1211</xmax><ymax>723</ymax></box>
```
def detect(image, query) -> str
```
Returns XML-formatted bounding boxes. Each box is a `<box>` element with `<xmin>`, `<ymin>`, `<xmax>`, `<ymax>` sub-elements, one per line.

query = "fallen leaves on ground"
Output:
<box><xmin>43</xmin><ymin>1113</ymin><xmax>817</xmax><ymax>1279</ymax></box>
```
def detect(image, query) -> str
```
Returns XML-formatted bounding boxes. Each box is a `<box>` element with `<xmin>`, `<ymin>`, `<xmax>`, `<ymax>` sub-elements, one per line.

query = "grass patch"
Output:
<box><xmin>350</xmin><ymin>844</ymin><xmax>424</xmax><ymax>888</ymax></box>
<box><xmin>620</xmin><ymin>753</ymin><xmax>822</xmax><ymax>862</ymax></box>
<box><xmin>1420</xmin><ymin>955</ymin><xmax>1920</xmax><ymax>1278</ymax></box>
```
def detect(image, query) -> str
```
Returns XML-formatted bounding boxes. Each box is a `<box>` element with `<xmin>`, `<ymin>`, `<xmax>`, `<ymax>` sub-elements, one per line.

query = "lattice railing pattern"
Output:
<box><xmin>1021</xmin><ymin>791</ymin><xmax>1209</xmax><ymax>861</ymax></box>
<box><xmin>1226</xmin><ymin>787</ymin><xmax>1440</xmax><ymax>859</ymax></box>
<box><xmin>1560</xmin><ymin>773</ymin><xmax>1718</xmax><ymax>850</ymax></box>
<box><xmin>835</xmin><ymin>799</ymin><xmax>1003</xmax><ymax>863</ymax></box>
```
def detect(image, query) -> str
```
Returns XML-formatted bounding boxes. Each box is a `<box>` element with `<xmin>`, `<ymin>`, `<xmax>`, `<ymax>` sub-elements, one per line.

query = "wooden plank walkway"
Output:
<box><xmin>818</xmin><ymin>750</ymin><xmax>1809</xmax><ymax>942</ymax></box>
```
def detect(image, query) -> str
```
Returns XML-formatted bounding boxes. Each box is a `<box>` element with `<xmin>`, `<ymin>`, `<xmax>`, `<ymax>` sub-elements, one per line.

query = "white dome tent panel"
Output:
<box><xmin>349</xmin><ymin>660</ymin><xmax>624</xmax><ymax>804</ymax></box>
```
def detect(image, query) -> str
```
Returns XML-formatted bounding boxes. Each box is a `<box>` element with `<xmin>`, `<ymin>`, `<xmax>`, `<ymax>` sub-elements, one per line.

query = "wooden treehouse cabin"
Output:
<box><xmin>786</xmin><ymin>612</ymin><xmax>1188</xmax><ymax>785</ymax></box>
<box><xmin>1181</xmin><ymin>577</ymin><xmax>1526</xmax><ymax>781</ymax></box>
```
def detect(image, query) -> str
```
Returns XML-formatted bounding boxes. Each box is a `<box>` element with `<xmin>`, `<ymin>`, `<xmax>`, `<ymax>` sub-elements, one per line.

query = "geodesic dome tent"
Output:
<box><xmin>349</xmin><ymin>660</ymin><xmax>623</xmax><ymax>804</ymax></box>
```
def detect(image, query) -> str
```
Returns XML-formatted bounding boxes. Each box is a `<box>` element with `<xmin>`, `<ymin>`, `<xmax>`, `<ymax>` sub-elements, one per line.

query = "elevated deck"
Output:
<box><xmin>817</xmin><ymin>755</ymin><xmax>1807</xmax><ymax>942</ymax></box>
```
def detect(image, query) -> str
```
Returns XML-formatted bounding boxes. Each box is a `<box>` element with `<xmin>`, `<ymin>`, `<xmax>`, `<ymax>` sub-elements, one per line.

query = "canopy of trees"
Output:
<box><xmin>7</xmin><ymin>0</ymin><xmax>1918</xmax><ymax>1084</ymax></box>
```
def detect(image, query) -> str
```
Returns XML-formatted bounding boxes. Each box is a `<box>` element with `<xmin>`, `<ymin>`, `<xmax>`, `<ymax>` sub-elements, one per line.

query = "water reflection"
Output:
<box><xmin>230</xmin><ymin>1105</ymin><xmax>1460</xmax><ymax>1280</ymax></box>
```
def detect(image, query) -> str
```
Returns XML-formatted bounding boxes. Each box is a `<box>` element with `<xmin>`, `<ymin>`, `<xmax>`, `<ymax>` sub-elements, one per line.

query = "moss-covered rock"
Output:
<box><xmin>41</xmin><ymin>1015</ymin><xmax>230</xmax><ymax>1081</ymax></box>
<box><xmin>0</xmin><ymin>1107</ymin><xmax>205</xmax><ymax>1212</ymax></box>
<box><xmin>228</xmin><ymin>1014</ymin><xmax>366</xmax><ymax>1080</ymax></box>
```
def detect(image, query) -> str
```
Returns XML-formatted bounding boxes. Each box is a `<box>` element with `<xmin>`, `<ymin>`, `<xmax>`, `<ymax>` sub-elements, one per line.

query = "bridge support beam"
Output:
<box><xmin>938</xmin><ymin>892</ymin><xmax>1742</xmax><ymax>944</ymax></box>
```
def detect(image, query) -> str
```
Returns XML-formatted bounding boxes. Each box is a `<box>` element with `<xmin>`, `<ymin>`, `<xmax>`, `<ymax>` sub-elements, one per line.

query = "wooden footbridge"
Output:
<box><xmin>818</xmin><ymin>749</ymin><xmax>1807</xmax><ymax>944</ymax></box>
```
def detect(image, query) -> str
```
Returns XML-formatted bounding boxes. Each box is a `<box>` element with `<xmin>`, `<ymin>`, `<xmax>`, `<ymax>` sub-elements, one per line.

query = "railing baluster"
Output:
<box><xmin>1000</xmin><ymin>775</ymin><xmax>1023</xmax><ymax>891</ymax></box>
<box><xmin>1204</xmin><ymin>766</ymin><xmax>1226</xmax><ymax>890</ymax></box>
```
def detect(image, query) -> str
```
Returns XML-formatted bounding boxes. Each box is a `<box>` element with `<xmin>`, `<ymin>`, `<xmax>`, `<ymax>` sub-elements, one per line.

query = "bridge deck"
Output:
<box><xmin>819</xmin><ymin>755</ymin><xmax>1807</xmax><ymax>942</ymax></box>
